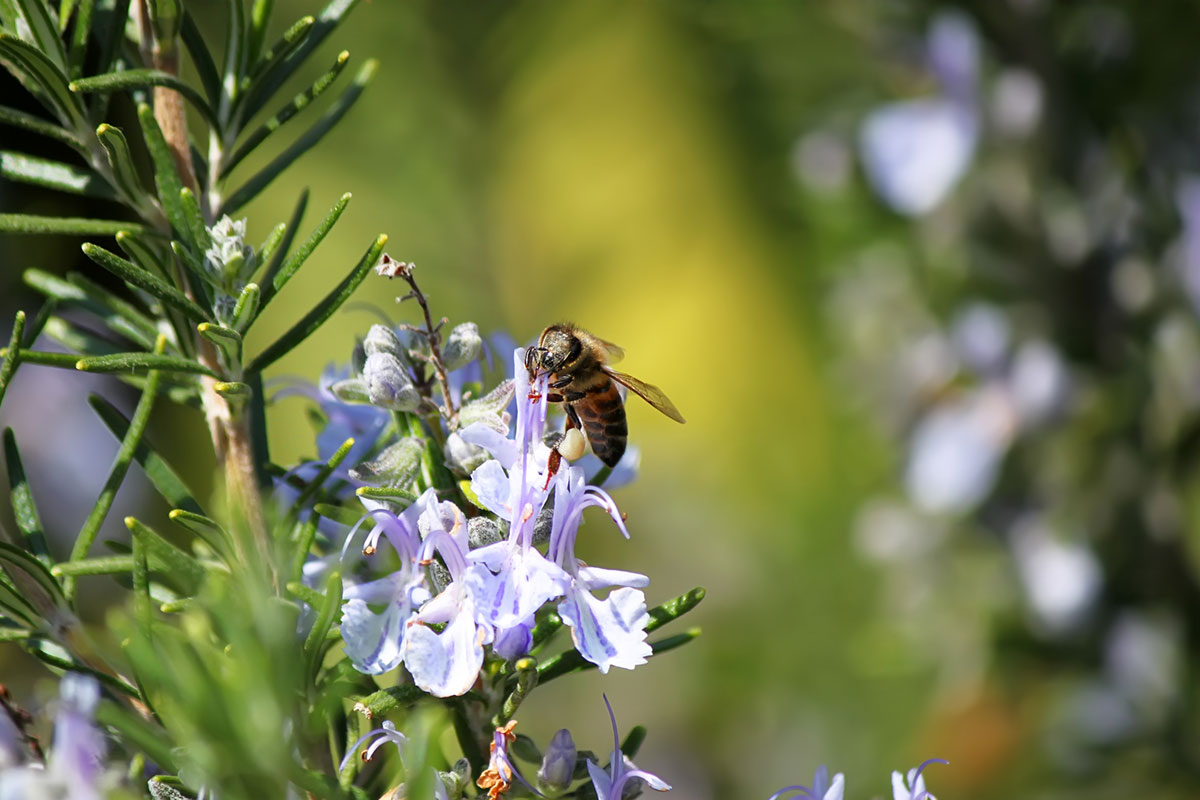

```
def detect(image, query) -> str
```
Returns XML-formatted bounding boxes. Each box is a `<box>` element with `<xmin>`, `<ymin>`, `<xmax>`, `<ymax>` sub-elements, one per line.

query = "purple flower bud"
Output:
<box><xmin>364</xmin><ymin>352</ymin><xmax>419</xmax><ymax>411</ymax></box>
<box><xmin>537</xmin><ymin>729</ymin><xmax>577</xmax><ymax>795</ymax></box>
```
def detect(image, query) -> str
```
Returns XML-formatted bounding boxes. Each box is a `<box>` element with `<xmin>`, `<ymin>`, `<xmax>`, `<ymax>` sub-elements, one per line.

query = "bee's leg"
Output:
<box><xmin>549</xmin><ymin>376</ymin><xmax>573</xmax><ymax>389</ymax></box>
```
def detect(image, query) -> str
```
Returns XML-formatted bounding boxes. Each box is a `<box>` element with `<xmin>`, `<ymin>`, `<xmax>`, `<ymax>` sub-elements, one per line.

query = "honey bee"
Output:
<box><xmin>525</xmin><ymin>324</ymin><xmax>685</xmax><ymax>468</ymax></box>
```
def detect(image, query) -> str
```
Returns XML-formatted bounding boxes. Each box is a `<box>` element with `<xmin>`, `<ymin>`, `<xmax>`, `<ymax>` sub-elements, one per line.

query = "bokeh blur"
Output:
<box><xmin>5</xmin><ymin>1</ymin><xmax>1200</xmax><ymax>797</ymax></box>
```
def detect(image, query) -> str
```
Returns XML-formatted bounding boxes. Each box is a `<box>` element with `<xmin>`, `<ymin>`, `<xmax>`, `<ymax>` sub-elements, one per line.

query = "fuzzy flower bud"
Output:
<box><xmin>205</xmin><ymin>216</ymin><xmax>256</xmax><ymax>285</ymax></box>
<box><xmin>442</xmin><ymin>322</ymin><xmax>482</xmax><ymax>370</ymax></box>
<box><xmin>363</xmin><ymin>324</ymin><xmax>405</xmax><ymax>358</ymax></box>
<box><xmin>364</xmin><ymin>352</ymin><xmax>420</xmax><ymax>411</ymax></box>
<box><xmin>349</xmin><ymin>437</ymin><xmax>424</xmax><ymax>486</ymax></box>
<box><xmin>444</xmin><ymin>430</ymin><xmax>488</xmax><ymax>475</ymax></box>
<box><xmin>537</xmin><ymin>729</ymin><xmax>577</xmax><ymax>796</ymax></box>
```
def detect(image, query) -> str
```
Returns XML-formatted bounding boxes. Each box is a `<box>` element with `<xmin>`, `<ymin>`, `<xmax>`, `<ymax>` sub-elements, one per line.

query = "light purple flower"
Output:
<box><xmin>400</xmin><ymin>493</ymin><xmax>492</xmax><ymax>697</ymax></box>
<box><xmin>549</xmin><ymin>468</ymin><xmax>651</xmax><ymax>673</ymax></box>
<box><xmin>586</xmin><ymin>696</ymin><xmax>670</xmax><ymax>799</ymax></box>
<box><xmin>768</xmin><ymin>765</ymin><xmax>845</xmax><ymax>800</ymax></box>
<box><xmin>891</xmin><ymin>759</ymin><xmax>948</xmax><ymax>800</ymax></box>
<box><xmin>462</xmin><ymin>350</ymin><xmax>569</xmax><ymax>631</ymax></box>
<box><xmin>340</xmin><ymin>491</ymin><xmax>432</xmax><ymax>674</ymax></box>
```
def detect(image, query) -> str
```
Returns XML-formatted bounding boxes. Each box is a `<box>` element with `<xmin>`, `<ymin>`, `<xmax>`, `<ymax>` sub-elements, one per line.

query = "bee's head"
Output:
<box><xmin>540</xmin><ymin>329</ymin><xmax>578</xmax><ymax>371</ymax></box>
<box><xmin>527</xmin><ymin>327</ymin><xmax>580</xmax><ymax>377</ymax></box>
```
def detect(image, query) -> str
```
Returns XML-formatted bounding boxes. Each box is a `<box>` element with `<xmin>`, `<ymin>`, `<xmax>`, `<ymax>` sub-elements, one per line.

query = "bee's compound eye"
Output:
<box><xmin>557</xmin><ymin>428</ymin><xmax>586</xmax><ymax>461</ymax></box>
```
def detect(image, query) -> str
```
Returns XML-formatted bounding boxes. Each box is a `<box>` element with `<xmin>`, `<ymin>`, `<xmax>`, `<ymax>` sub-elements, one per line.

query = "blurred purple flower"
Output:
<box><xmin>0</xmin><ymin>674</ymin><xmax>108</xmax><ymax>800</ymax></box>
<box><xmin>1174</xmin><ymin>177</ymin><xmax>1200</xmax><ymax>313</ymax></box>
<box><xmin>891</xmin><ymin>758</ymin><xmax>947</xmax><ymax>800</ymax></box>
<box><xmin>768</xmin><ymin>764</ymin><xmax>845</xmax><ymax>800</ymax></box>
<box><xmin>860</xmin><ymin>11</ymin><xmax>981</xmax><ymax>216</ymax></box>
<box><xmin>586</xmin><ymin>696</ymin><xmax>671</xmax><ymax>799</ymax></box>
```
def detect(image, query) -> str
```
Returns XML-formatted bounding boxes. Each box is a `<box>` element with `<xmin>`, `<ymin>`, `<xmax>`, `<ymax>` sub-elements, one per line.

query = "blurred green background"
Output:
<box><xmin>6</xmin><ymin>1</ymin><xmax>1200</xmax><ymax>797</ymax></box>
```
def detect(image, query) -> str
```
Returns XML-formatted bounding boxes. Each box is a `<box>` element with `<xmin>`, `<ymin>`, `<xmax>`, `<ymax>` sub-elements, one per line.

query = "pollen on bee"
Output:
<box><xmin>557</xmin><ymin>428</ymin><xmax>586</xmax><ymax>461</ymax></box>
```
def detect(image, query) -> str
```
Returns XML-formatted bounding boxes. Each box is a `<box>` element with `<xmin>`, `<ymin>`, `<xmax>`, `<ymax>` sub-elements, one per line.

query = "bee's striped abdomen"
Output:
<box><xmin>570</xmin><ymin>378</ymin><xmax>627</xmax><ymax>467</ymax></box>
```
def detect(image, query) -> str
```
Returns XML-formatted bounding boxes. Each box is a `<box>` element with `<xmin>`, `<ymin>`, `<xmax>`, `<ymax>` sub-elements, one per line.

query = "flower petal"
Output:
<box><xmin>558</xmin><ymin>586</ymin><xmax>651</xmax><ymax>673</ymax></box>
<box><xmin>402</xmin><ymin>606</ymin><xmax>484</xmax><ymax>698</ymax></box>
<box><xmin>341</xmin><ymin>598</ymin><xmax>407</xmax><ymax>675</ymax></box>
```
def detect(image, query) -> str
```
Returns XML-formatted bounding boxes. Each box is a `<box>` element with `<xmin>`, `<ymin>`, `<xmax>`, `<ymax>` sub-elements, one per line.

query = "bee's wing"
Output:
<box><xmin>603</xmin><ymin>367</ymin><xmax>686</xmax><ymax>423</ymax></box>
<box><xmin>596</xmin><ymin>337</ymin><xmax>625</xmax><ymax>364</ymax></box>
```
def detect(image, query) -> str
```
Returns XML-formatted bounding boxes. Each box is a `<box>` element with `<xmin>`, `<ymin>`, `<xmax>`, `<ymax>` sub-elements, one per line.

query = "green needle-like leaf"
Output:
<box><xmin>115</xmin><ymin>231</ymin><xmax>171</xmax><ymax>280</ymax></box>
<box><xmin>0</xmin><ymin>542</ymin><xmax>66</xmax><ymax>613</ymax></box>
<box><xmin>168</xmin><ymin>510</ymin><xmax>231</xmax><ymax>558</ymax></box>
<box><xmin>28</xmin><ymin>643</ymin><xmax>138</xmax><ymax>695</ymax></box>
<box><xmin>12</xmin><ymin>0</ymin><xmax>68</xmax><ymax>70</ymax></box>
<box><xmin>244</xmin><ymin>0</ymin><xmax>358</xmax><ymax>113</ymax></box>
<box><xmin>197</xmin><ymin>322</ymin><xmax>242</xmax><ymax>363</ymax></box>
<box><xmin>247</xmin><ymin>232</ymin><xmax>385</xmax><ymax>373</ymax></box>
<box><xmin>72</xmin><ymin>70</ymin><xmax>218</xmax><ymax>126</ymax></box>
<box><xmin>81</xmin><ymin>242</ymin><xmax>209</xmax><ymax>321</ymax></box>
<box><xmin>0</xmin><ymin>310</ymin><xmax>24</xmax><ymax>408</ymax></box>
<box><xmin>131</xmin><ymin>516</ymin><xmax>152</xmax><ymax>634</ymax></box>
<box><xmin>64</xmin><ymin>271</ymin><xmax>163</xmax><ymax>348</ymax></box>
<box><xmin>286</xmin><ymin>580</ymin><xmax>323</xmax><ymax>609</ymax></box>
<box><xmin>179</xmin><ymin>187</ymin><xmax>211</xmax><ymax>252</ymax></box>
<box><xmin>179</xmin><ymin>12</ymin><xmax>221</xmax><ymax>107</ymax></box>
<box><xmin>258</xmin><ymin>192</ymin><xmax>350</xmax><ymax>310</ymax></box>
<box><xmin>248</xmin><ymin>0</ymin><xmax>274</xmax><ymax>61</ymax></box>
<box><xmin>239</xmin><ymin>13</ymin><xmax>313</xmax><ymax>100</ymax></box>
<box><xmin>124</xmin><ymin>517</ymin><xmax>206</xmax><ymax>595</ymax></box>
<box><xmin>3</xmin><ymin>428</ymin><xmax>50</xmax><ymax>564</ymax></box>
<box><xmin>0</xmin><ymin>213</ymin><xmax>146</xmax><ymax>236</ymax></box>
<box><xmin>0</xmin><ymin>150</ymin><xmax>114</xmax><ymax>197</ymax></box>
<box><xmin>536</xmin><ymin>628</ymin><xmax>701</xmax><ymax>684</ymax></box>
<box><xmin>0</xmin><ymin>105</ymin><xmax>86</xmax><ymax>152</ymax></box>
<box><xmin>91</xmin><ymin>0</ymin><xmax>132</xmax><ymax>76</ymax></box>
<box><xmin>291</xmin><ymin>436</ymin><xmax>354</xmax><ymax>513</ymax></box>
<box><xmin>0</xmin><ymin>348</ymin><xmax>77</xmax><ymax>368</ymax></box>
<box><xmin>65</xmin><ymin>340</ymin><xmax>164</xmax><ymax>598</ymax></box>
<box><xmin>255</xmin><ymin>221</ymin><xmax>286</xmax><ymax>276</ymax></box>
<box><xmin>0</xmin><ymin>33</ymin><xmax>86</xmax><ymax>129</ymax></box>
<box><xmin>258</xmin><ymin>188</ymin><xmax>308</xmax><ymax>289</ymax></box>
<box><xmin>75</xmin><ymin>352</ymin><xmax>219</xmax><ymax>377</ymax></box>
<box><xmin>44</xmin><ymin>316</ymin><xmax>124</xmax><ymax>357</ymax></box>
<box><xmin>354</xmin><ymin>486</ymin><xmax>416</xmax><ymax>503</ymax></box>
<box><xmin>96</xmin><ymin>124</ymin><xmax>154</xmax><ymax>212</ymax></box>
<box><xmin>95</xmin><ymin>701</ymin><xmax>178</xmax><ymax>773</ymax></box>
<box><xmin>645</xmin><ymin>586</ymin><xmax>706</xmax><ymax>633</ymax></box>
<box><xmin>312</xmin><ymin>502</ymin><xmax>363</xmax><ymax>527</ymax></box>
<box><xmin>136</xmin><ymin>103</ymin><xmax>190</xmax><ymax>240</ymax></box>
<box><xmin>50</xmin><ymin>555</ymin><xmax>136</xmax><ymax>577</ymax></box>
<box><xmin>220</xmin><ymin>59</ymin><xmax>376</xmax><ymax>215</ymax></box>
<box><xmin>230</xmin><ymin>281</ymin><xmax>260</xmax><ymax>333</ymax></box>
<box><xmin>288</xmin><ymin>515</ymin><xmax>318</xmax><ymax>584</ymax></box>
<box><xmin>219</xmin><ymin>0</ymin><xmax>248</xmax><ymax>120</ymax></box>
<box><xmin>222</xmin><ymin>50</ymin><xmax>351</xmax><ymax>177</ymax></box>
<box><xmin>66</xmin><ymin>0</ymin><xmax>93</xmax><ymax>78</ymax></box>
<box><xmin>359</xmin><ymin>685</ymin><xmax>425</xmax><ymax>718</ymax></box>
<box><xmin>91</xmin><ymin>395</ymin><xmax>205</xmax><ymax>514</ymax></box>
<box><xmin>302</xmin><ymin>570</ymin><xmax>341</xmax><ymax>684</ymax></box>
